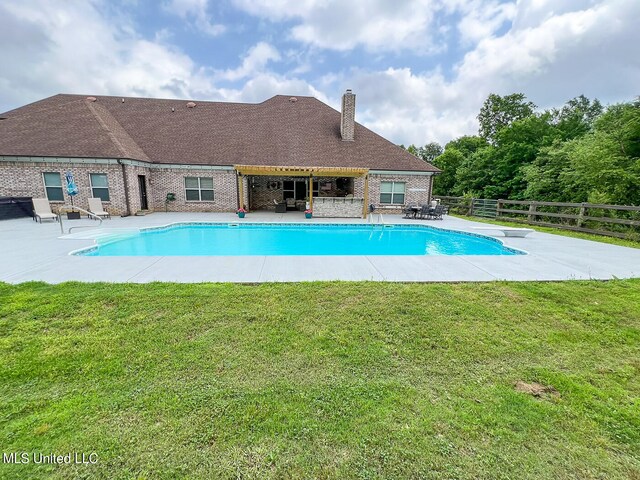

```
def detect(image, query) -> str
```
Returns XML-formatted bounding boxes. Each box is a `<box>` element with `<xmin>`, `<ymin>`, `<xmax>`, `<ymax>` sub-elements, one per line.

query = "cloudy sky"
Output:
<box><xmin>1</xmin><ymin>0</ymin><xmax>638</xmax><ymax>146</ymax></box>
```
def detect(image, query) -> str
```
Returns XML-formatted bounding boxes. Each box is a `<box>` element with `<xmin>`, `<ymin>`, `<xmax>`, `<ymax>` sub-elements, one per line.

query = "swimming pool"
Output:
<box><xmin>77</xmin><ymin>223</ymin><xmax>525</xmax><ymax>256</ymax></box>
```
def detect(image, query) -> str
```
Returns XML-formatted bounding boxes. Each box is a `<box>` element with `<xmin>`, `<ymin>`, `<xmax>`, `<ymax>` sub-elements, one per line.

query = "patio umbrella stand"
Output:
<box><xmin>65</xmin><ymin>171</ymin><xmax>81</xmax><ymax>219</ymax></box>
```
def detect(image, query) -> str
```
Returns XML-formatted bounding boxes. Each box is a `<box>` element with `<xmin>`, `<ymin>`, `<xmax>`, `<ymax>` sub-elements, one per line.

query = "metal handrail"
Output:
<box><xmin>367</xmin><ymin>207</ymin><xmax>385</xmax><ymax>226</ymax></box>
<box><xmin>57</xmin><ymin>205</ymin><xmax>103</xmax><ymax>234</ymax></box>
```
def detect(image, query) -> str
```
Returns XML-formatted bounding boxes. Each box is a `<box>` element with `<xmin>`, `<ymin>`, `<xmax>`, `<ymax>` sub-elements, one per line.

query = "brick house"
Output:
<box><xmin>0</xmin><ymin>90</ymin><xmax>439</xmax><ymax>218</ymax></box>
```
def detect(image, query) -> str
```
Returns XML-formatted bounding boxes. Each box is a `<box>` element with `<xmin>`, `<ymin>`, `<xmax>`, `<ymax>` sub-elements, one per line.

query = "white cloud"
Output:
<box><xmin>456</xmin><ymin>1</ymin><xmax>517</xmax><ymax>45</ymax></box>
<box><xmin>163</xmin><ymin>0</ymin><xmax>225</xmax><ymax>36</ymax></box>
<box><xmin>0</xmin><ymin>0</ymin><xmax>217</xmax><ymax>107</ymax></box>
<box><xmin>216</xmin><ymin>42</ymin><xmax>281</xmax><ymax>82</ymax></box>
<box><xmin>232</xmin><ymin>0</ymin><xmax>445</xmax><ymax>53</ymax></box>
<box><xmin>218</xmin><ymin>73</ymin><xmax>328</xmax><ymax>104</ymax></box>
<box><xmin>330</xmin><ymin>0</ymin><xmax>640</xmax><ymax>146</ymax></box>
<box><xmin>1</xmin><ymin>0</ymin><xmax>639</xmax><ymax>150</ymax></box>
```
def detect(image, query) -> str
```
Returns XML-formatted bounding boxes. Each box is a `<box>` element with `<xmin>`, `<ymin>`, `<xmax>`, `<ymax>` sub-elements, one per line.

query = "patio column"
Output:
<box><xmin>237</xmin><ymin>172</ymin><xmax>245</xmax><ymax>209</ymax></box>
<box><xmin>362</xmin><ymin>174</ymin><xmax>369</xmax><ymax>218</ymax></box>
<box><xmin>308</xmin><ymin>174</ymin><xmax>314</xmax><ymax>210</ymax></box>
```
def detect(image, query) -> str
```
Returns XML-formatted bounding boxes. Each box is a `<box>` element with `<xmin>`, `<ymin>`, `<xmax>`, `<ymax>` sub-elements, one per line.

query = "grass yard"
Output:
<box><xmin>1</xmin><ymin>280</ymin><xmax>639</xmax><ymax>479</ymax></box>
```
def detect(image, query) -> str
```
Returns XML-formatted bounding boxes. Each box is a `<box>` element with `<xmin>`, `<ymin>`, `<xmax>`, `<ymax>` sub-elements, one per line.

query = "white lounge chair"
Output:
<box><xmin>471</xmin><ymin>226</ymin><xmax>534</xmax><ymax>237</ymax></box>
<box><xmin>88</xmin><ymin>197</ymin><xmax>111</xmax><ymax>219</ymax></box>
<box><xmin>32</xmin><ymin>198</ymin><xmax>58</xmax><ymax>223</ymax></box>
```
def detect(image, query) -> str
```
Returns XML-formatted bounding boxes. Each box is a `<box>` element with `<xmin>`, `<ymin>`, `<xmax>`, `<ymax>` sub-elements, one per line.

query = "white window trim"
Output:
<box><xmin>379</xmin><ymin>181</ymin><xmax>406</xmax><ymax>205</ymax></box>
<box><xmin>89</xmin><ymin>173</ymin><xmax>110</xmax><ymax>202</ymax></box>
<box><xmin>42</xmin><ymin>172</ymin><xmax>63</xmax><ymax>202</ymax></box>
<box><xmin>185</xmin><ymin>177</ymin><xmax>215</xmax><ymax>202</ymax></box>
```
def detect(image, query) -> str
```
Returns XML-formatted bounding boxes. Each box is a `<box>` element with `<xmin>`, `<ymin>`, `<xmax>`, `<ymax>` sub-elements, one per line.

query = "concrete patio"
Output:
<box><xmin>1</xmin><ymin>212</ymin><xmax>638</xmax><ymax>283</ymax></box>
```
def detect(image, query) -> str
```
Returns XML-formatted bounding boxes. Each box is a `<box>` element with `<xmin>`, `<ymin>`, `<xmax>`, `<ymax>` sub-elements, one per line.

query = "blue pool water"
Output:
<box><xmin>80</xmin><ymin>223</ymin><xmax>523</xmax><ymax>256</ymax></box>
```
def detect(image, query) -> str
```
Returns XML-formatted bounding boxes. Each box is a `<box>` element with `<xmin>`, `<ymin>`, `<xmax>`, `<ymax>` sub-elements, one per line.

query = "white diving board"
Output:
<box><xmin>471</xmin><ymin>226</ymin><xmax>535</xmax><ymax>237</ymax></box>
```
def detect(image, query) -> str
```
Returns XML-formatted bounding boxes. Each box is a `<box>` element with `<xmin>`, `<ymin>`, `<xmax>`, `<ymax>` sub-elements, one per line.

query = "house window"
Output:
<box><xmin>380</xmin><ymin>181</ymin><xmax>405</xmax><ymax>204</ymax></box>
<box><xmin>42</xmin><ymin>172</ymin><xmax>64</xmax><ymax>201</ymax></box>
<box><xmin>185</xmin><ymin>177</ymin><xmax>214</xmax><ymax>201</ymax></box>
<box><xmin>90</xmin><ymin>173</ymin><xmax>110</xmax><ymax>201</ymax></box>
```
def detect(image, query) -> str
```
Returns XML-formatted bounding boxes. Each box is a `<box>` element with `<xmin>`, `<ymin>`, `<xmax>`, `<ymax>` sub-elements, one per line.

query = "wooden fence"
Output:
<box><xmin>437</xmin><ymin>196</ymin><xmax>640</xmax><ymax>239</ymax></box>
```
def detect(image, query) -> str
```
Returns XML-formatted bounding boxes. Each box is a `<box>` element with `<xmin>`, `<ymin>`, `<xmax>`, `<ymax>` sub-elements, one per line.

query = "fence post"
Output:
<box><xmin>528</xmin><ymin>201</ymin><xmax>537</xmax><ymax>223</ymax></box>
<box><xmin>577</xmin><ymin>203</ymin><xmax>586</xmax><ymax>228</ymax></box>
<box><xmin>469</xmin><ymin>198</ymin><xmax>474</xmax><ymax>216</ymax></box>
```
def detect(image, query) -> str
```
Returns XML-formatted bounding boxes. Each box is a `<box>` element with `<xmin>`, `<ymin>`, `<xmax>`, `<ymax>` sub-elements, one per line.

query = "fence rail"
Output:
<box><xmin>436</xmin><ymin>196</ymin><xmax>640</xmax><ymax>239</ymax></box>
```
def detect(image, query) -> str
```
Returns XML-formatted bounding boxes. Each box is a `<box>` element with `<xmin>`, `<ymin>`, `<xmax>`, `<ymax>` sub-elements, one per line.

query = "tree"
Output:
<box><xmin>431</xmin><ymin>148</ymin><xmax>464</xmax><ymax>195</ymax></box>
<box><xmin>524</xmin><ymin>101</ymin><xmax>640</xmax><ymax>204</ymax></box>
<box><xmin>406</xmin><ymin>144</ymin><xmax>420</xmax><ymax>157</ymax></box>
<box><xmin>445</xmin><ymin>136</ymin><xmax>489</xmax><ymax>157</ymax></box>
<box><xmin>564</xmin><ymin>102</ymin><xmax>640</xmax><ymax>205</ymax></box>
<box><xmin>490</xmin><ymin>113</ymin><xmax>561</xmax><ymax>198</ymax></box>
<box><xmin>552</xmin><ymin>95</ymin><xmax>603</xmax><ymax>140</ymax></box>
<box><xmin>522</xmin><ymin>140</ymin><xmax>573</xmax><ymax>201</ymax></box>
<box><xmin>453</xmin><ymin>146</ymin><xmax>497</xmax><ymax>197</ymax></box>
<box><xmin>403</xmin><ymin>142</ymin><xmax>444</xmax><ymax>164</ymax></box>
<box><xmin>593</xmin><ymin>101</ymin><xmax>640</xmax><ymax>159</ymax></box>
<box><xmin>419</xmin><ymin>142</ymin><xmax>443</xmax><ymax>163</ymax></box>
<box><xmin>431</xmin><ymin>136</ymin><xmax>488</xmax><ymax>196</ymax></box>
<box><xmin>478</xmin><ymin>93</ymin><xmax>536</xmax><ymax>143</ymax></box>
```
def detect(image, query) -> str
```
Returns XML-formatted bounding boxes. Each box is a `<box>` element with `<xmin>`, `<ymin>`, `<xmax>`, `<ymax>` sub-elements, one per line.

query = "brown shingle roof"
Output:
<box><xmin>0</xmin><ymin>94</ymin><xmax>440</xmax><ymax>172</ymax></box>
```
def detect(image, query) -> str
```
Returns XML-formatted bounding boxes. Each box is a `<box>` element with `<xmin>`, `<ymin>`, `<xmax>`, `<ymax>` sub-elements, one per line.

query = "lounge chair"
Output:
<box><xmin>401</xmin><ymin>206</ymin><xmax>414</xmax><ymax>218</ymax></box>
<box><xmin>88</xmin><ymin>197</ymin><xmax>111</xmax><ymax>219</ymax></box>
<box><xmin>32</xmin><ymin>198</ymin><xmax>58</xmax><ymax>223</ymax></box>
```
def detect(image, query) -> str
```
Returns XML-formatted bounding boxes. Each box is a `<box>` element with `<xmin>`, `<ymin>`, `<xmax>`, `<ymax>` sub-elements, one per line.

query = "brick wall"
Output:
<box><xmin>151</xmin><ymin>169</ymin><xmax>238</xmax><ymax>212</ymax></box>
<box><xmin>0</xmin><ymin>160</ymin><xmax>434</xmax><ymax>216</ymax></box>
<box><xmin>367</xmin><ymin>174</ymin><xmax>433</xmax><ymax>213</ymax></box>
<box><xmin>0</xmin><ymin>161</ymin><xmax>130</xmax><ymax>215</ymax></box>
<box><xmin>122</xmin><ymin>164</ymin><xmax>152</xmax><ymax>214</ymax></box>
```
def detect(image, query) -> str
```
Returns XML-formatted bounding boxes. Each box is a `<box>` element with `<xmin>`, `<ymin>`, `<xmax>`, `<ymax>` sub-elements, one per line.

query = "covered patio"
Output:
<box><xmin>235</xmin><ymin>165</ymin><xmax>370</xmax><ymax>218</ymax></box>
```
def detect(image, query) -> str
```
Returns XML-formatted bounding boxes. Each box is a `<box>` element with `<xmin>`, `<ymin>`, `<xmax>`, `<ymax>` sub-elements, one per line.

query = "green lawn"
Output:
<box><xmin>1</xmin><ymin>281</ymin><xmax>639</xmax><ymax>479</ymax></box>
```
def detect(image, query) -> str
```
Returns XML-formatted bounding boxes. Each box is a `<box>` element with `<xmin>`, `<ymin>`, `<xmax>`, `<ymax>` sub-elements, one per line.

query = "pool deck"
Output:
<box><xmin>1</xmin><ymin>212</ymin><xmax>638</xmax><ymax>283</ymax></box>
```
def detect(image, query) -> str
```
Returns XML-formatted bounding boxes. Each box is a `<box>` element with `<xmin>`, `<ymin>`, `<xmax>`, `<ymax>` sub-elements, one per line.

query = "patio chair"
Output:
<box><xmin>32</xmin><ymin>198</ymin><xmax>58</xmax><ymax>223</ymax></box>
<box><xmin>273</xmin><ymin>199</ymin><xmax>287</xmax><ymax>213</ymax></box>
<box><xmin>418</xmin><ymin>204</ymin><xmax>432</xmax><ymax>219</ymax></box>
<box><xmin>431</xmin><ymin>205</ymin><xmax>445</xmax><ymax>220</ymax></box>
<box><xmin>88</xmin><ymin>197</ymin><xmax>111</xmax><ymax>219</ymax></box>
<box><xmin>401</xmin><ymin>205</ymin><xmax>414</xmax><ymax>218</ymax></box>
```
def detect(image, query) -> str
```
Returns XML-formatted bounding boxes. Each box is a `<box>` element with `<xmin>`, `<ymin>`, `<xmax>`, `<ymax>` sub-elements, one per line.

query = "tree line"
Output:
<box><xmin>402</xmin><ymin>93</ymin><xmax>640</xmax><ymax>205</ymax></box>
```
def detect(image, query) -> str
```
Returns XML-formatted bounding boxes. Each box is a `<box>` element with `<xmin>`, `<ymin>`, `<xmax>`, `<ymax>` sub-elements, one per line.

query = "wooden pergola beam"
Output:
<box><xmin>234</xmin><ymin>165</ymin><xmax>369</xmax><ymax>178</ymax></box>
<box><xmin>362</xmin><ymin>174</ymin><xmax>369</xmax><ymax>218</ymax></box>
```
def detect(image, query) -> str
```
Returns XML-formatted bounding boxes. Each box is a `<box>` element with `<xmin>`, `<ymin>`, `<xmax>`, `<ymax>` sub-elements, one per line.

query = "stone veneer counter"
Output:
<box><xmin>313</xmin><ymin>197</ymin><xmax>364</xmax><ymax>218</ymax></box>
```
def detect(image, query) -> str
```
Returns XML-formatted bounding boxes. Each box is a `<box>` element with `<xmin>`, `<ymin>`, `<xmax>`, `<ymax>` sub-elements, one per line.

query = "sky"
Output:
<box><xmin>1</xmin><ymin>0</ymin><xmax>639</xmax><ymax>146</ymax></box>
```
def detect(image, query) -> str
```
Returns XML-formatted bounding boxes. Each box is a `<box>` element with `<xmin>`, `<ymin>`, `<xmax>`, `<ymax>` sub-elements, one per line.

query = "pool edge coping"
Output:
<box><xmin>67</xmin><ymin>221</ymin><xmax>529</xmax><ymax>257</ymax></box>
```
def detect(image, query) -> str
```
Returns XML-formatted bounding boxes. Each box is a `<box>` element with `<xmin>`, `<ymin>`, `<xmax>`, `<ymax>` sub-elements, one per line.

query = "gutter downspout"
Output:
<box><xmin>118</xmin><ymin>159</ymin><xmax>132</xmax><ymax>216</ymax></box>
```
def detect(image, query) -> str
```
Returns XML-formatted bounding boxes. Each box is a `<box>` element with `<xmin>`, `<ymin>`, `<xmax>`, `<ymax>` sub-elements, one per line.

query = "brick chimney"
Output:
<box><xmin>340</xmin><ymin>89</ymin><xmax>355</xmax><ymax>141</ymax></box>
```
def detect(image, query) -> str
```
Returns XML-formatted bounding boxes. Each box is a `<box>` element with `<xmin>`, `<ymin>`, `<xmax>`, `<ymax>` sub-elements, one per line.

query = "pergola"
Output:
<box><xmin>234</xmin><ymin>165</ymin><xmax>370</xmax><ymax>215</ymax></box>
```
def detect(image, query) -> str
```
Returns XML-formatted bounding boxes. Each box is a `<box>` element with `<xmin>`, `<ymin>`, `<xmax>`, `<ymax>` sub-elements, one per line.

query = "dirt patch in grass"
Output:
<box><xmin>515</xmin><ymin>381</ymin><xmax>560</xmax><ymax>398</ymax></box>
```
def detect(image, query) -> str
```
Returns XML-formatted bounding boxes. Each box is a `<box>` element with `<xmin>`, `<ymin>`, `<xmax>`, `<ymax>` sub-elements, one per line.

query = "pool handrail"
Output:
<box><xmin>57</xmin><ymin>205</ymin><xmax>103</xmax><ymax>234</ymax></box>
